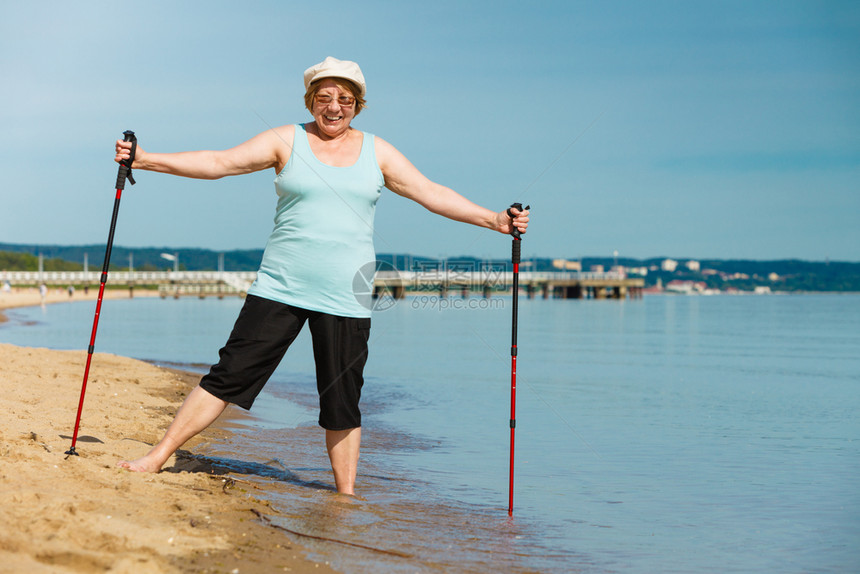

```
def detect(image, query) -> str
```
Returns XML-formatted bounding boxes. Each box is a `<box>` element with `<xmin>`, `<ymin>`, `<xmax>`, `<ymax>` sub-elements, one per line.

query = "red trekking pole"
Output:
<box><xmin>65</xmin><ymin>130</ymin><xmax>137</xmax><ymax>457</ymax></box>
<box><xmin>507</xmin><ymin>202</ymin><xmax>528</xmax><ymax>516</ymax></box>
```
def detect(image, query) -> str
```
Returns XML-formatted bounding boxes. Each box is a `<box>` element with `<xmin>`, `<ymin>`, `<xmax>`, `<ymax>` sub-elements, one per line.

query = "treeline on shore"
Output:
<box><xmin>1</xmin><ymin>243</ymin><xmax>859</xmax><ymax>292</ymax></box>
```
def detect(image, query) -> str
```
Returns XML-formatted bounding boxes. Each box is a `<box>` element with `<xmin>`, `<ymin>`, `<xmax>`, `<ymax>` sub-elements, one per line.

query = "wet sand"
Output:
<box><xmin>0</xmin><ymin>290</ymin><xmax>338</xmax><ymax>573</ymax></box>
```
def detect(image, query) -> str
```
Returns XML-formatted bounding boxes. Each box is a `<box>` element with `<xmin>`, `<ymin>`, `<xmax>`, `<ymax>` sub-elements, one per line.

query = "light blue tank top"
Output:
<box><xmin>247</xmin><ymin>124</ymin><xmax>384</xmax><ymax>318</ymax></box>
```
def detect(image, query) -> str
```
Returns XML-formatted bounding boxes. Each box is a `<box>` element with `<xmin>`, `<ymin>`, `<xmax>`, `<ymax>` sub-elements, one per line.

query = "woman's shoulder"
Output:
<box><xmin>254</xmin><ymin>124</ymin><xmax>297</xmax><ymax>149</ymax></box>
<box><xmin>273</xmin><ymin>123</ymin><xmax>298</xmax><ymax>139</ymax></box>
<box><xmin>373</xmin><ymin>135</ymin><xmax>406</xmax><ymax>168</ymax></box>
<box><xmin>372</xmin><ymin>134</ymin><xmax>395</xmax><ymax>155</ymax></box>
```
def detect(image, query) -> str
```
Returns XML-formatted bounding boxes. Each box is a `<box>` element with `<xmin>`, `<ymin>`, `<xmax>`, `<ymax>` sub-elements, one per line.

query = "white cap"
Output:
<box><xmin>303</xmin><ymin>57</ymin><xmax>366</xmax><ymax>97</ymax></box>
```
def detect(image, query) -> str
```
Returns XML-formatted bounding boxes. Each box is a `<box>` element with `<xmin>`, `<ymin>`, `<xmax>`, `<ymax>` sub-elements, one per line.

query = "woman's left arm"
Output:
<box><xmin>376</xmin><ymin>137</ymin><xmax>529</xmax><ymax>236</ymax></box>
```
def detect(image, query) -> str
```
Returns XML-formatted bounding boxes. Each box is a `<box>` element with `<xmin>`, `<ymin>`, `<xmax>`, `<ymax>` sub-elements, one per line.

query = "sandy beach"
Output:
<box><xmin>0</xmin><ymin>290</ymin><xmax>337</xmax><ymax>573</ymax></box>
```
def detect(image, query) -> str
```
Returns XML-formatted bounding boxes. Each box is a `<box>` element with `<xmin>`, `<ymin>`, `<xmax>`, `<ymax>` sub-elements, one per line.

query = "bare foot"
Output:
<box><xmin>117</xmin><ymin>455</ymin><xmax>163</xmax><ymax>473</ymax></box>
<box><xmin>333</xmin><ymin>491</ymin><xmax>364</xmax><ymax>503</ymax></box>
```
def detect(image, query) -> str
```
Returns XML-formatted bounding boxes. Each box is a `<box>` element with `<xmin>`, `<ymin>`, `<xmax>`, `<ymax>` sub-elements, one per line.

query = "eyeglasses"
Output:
<box><xmin>315</xmin><ymin>94</ymin><xmax>356</xmax><ymax>107</ymax></box>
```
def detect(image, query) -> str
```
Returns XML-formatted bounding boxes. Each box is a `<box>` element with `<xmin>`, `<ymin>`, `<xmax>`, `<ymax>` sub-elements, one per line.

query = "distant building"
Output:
<box><xmin>661</xmin><ymin>259</ymin><xmax>678</xmax><ymax>272</ymax></box>
<box><xmin>552</xmin><ymin>259</ymin><xmax>582</xmax><ymax>271</ymax></box>
<box><xmin>768</xmin><ymin>272</ymin><xmax>780</xmax><ymax>281</ymax></box>
<box><xmin>590</xmin><ymin>264</ymin><xmax>604</xmax><ymax>273</ymax></box>
<box><xmin>628</xmin><ymin>267</ymin><xmax>648</xmax><ymax>276</ymax></box>
<box><xmin>686</xmin><ymin>260</ymin><xmax>700</xmax><ymax>272</ymax></box>
<box><xmin>666</xmin><ymin>280</ymin><xmax>707</xmax><ymax>294</ymax></box>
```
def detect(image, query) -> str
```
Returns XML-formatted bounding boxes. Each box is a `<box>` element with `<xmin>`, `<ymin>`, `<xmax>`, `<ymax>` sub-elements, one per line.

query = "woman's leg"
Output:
<box><xmin>119</xmin><ymin>296</ymin><xmax>307</xmax><ymax>472</ymax></box>
<box><xmin>117</xmin><ymin>385</ymin><xmax>227</xmax><ymax>472</ymax></box>
<box><xmin>326</xmin><ymin>427</ymin><xmax>362</xmax><ymax>495</ymax></box>
<box><xmin>309</xmin><ymin>313</ymin><xmax>370</xmax><ymax>494</ymax></box>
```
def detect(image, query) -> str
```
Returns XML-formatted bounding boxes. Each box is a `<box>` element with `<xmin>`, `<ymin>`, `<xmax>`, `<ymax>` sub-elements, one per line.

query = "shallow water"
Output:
<box><xmin>2</xmin><ymin>293</ymin><xmax>858</xmax><ymax>572</ymax></box>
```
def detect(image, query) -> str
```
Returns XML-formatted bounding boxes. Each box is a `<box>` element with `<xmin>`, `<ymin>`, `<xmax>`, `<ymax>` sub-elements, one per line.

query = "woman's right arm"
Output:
<box><xmin>114</xmin><ymin>125</ymin><xmax>294</xmax><ymax>180</ymax></box>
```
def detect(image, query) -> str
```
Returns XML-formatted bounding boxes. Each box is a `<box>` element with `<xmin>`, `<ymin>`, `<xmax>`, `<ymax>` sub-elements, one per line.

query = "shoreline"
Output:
<box><xmin>0</xmin><ymin>286</ymin><xmax>161</xmax><ymax>324</ymax></box>
<box><xmin>0</xmin><ymin>291</ymin><xmax>338</xmax><ymax>573</ymax></box>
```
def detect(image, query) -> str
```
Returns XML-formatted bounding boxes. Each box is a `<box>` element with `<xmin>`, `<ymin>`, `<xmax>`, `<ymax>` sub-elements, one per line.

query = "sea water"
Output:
<box><xmin>1</xmin><ymin>293</ymin><xmax>858</xmax><ymax>573</ymax></box>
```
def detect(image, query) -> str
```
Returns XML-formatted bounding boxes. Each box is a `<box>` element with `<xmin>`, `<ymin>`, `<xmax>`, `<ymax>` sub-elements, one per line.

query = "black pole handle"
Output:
<box><xmin>115</xmin><ymin>130</ymin><xmax>137</xmax><ymax>190</ymax></box>
<box><xmin>506</xmin><ymin>203</ymin><xmax>530</xmax><ymax>239</ymax></box>
<box><xmin>512</xmin><ymin>234</ymin><xmax>521</xmax><ymax>265</ymax></box>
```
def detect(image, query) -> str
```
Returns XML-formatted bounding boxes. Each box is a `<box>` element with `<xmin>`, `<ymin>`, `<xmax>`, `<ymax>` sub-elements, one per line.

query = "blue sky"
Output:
<box><xmin>1</xmin><ymin>1</ymin><xmax>858</xmax><ymax>261</ymax></box>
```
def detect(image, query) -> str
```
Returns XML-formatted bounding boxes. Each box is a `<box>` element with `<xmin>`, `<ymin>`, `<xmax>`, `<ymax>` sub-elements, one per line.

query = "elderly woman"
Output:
<box><xmin>116</xmin><ymin>57</ymin><xmax>529</xmax><ymax>495</ymax></box>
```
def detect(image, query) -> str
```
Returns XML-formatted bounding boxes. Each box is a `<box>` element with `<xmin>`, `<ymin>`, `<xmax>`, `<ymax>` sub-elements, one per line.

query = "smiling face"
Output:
<box><xmin>307</xmin><ymin>78</ymin><xmax>363</xmax><ymax>140</ymax></box>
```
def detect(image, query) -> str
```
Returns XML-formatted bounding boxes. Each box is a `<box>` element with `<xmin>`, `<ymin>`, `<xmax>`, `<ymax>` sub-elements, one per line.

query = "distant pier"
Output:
<box><xmin>372</xmin><ymin>270</ymin><xmax>644</xmax><ymax>300</ymax></box>
<box><xmin>4</xmin><ymin>270</ymin><xmax>644</xmax><ymax>300</ymax></box>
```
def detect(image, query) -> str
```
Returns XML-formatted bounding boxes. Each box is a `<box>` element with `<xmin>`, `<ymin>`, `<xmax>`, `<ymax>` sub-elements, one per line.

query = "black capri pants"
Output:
<box><xmin>199</xmin><ymin>294</ymin><xmax>371</xmax><ymax>430</ymax></box>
